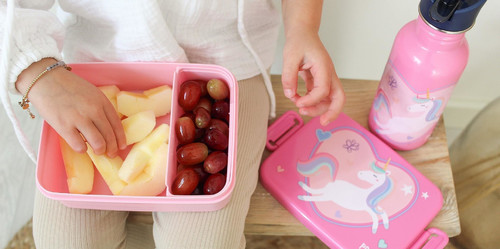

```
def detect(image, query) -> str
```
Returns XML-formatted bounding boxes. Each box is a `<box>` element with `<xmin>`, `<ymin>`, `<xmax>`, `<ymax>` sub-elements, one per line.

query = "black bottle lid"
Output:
<box><xmin>420</xmin><ymin>0</ymin><xmax>487</xmax><ymax>32</ymax></box>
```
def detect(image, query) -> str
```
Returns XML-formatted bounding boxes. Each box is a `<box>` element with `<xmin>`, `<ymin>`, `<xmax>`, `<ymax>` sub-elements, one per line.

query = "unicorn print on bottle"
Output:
<box><xmin>369</xmin><ymin>63</ymin><xmax>454</xmax><ymax>150</ymax></box>
<box><xmin>295</xmin><ymin>127</ymin><xmax>418</xmax><ymax>235</ymax></box>
<box><xmin>373</xmin><ymin>95</ymin><xmax>442</xmax><ymax>136</ymax></box>
<box><xmin>298</xmin><ymin>155</ymin><xmax>393</xmax><ymax>234</ymax></box>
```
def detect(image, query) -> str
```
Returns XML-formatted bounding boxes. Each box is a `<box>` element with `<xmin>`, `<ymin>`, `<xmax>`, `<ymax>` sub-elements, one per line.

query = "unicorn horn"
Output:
<box><xmin>426</xmin><ymin>89</ymin><xmax>430</xmax><ymax>99</ymax></box>
<box><xmin>383</xmin><ymin>158</ymin><xmax>391</xmax><ymax>172</ymax></box>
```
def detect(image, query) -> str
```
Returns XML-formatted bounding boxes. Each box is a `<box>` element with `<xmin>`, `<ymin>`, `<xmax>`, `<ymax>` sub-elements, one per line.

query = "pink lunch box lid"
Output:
<box><xmin>260</xmin><ymin>111</ymin><xmax>449</xmax><ymax>249</ymax></box>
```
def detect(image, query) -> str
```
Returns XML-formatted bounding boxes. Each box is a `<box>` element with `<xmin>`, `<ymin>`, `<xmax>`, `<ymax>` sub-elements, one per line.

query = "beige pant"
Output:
<box><xmin>32</xmin><ymin>74</ymin><xmax>270</xmax><ymax>249</ymax></box>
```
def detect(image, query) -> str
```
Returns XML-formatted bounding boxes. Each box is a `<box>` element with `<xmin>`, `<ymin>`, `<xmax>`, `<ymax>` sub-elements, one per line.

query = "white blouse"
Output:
<box><xmin>0</xmin><ymin>0</ymin><xmax>281</xmax><ymax>162</ymax></box>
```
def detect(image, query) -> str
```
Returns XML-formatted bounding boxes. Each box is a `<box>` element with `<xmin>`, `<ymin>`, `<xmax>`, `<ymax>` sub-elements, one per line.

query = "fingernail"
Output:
<box><xmin>284</xmin><ymin>89</ymin><xmax>294</xmax><ymax>98</ymax></box>
<box><xmin>299</xmin><ymin>109</ymin><xmax>308</xmax><ymax>115</ymax></box>
<box><xmin>320</xmin><ymin>117</ymin><xmax>330</xmax><ymax>126</ymax></box>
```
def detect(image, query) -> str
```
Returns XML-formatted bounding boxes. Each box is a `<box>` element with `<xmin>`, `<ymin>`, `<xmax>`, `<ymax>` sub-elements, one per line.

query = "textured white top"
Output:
<box><xmin>0</xmin><ymin>0</ymin><xmax>280</xmax><ymax>162</ymax></box>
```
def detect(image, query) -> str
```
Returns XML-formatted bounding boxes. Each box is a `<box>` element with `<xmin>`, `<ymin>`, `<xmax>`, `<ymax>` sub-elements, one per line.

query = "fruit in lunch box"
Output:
<box><xmin>59</xmin><ymin>137</ymin><xmax>94</xmax><ymax>194</ymax></box>
<box><xmin>181</xmin><ymin>112</ymin><xmax>196</xmax><ymax>122</ymax></box>
<box><xmin>176</xmin><ymin>142</ymin><xmax>209</xmax><ymax>166</ymax></box>
<box><xmin>119</xmin><ymin>143</ymin><xmax>168</xmax><ymax>196</ymax></box>
<box><xmin>86</xmin><ymin>145</ymin><xmax>126</xmax><ymax>195</ymax></box>
<box><xmin>178</xmin><ymin>80</ymin><xmax>202</xmax><ymax>111</ymax></box>
<box><xmin>175</xmin><ymin>116</ymin><xmax>196</xmax><ymax>145</ymax></box>
<box><xmin>195</xmin><ymin>80</ymin><xmax>208</xmax><ymax>97</ymax></box>
<box><xmin>117</xmin><ymin>85</ymin><xmax>172</xmax><ymax>117</ymax></box>
<box><xmin>207</xmin><ymin>79</ymin><xmax>229</xmax><ymax>100</ymax></box>
<box><xmin>203</xmin><ymin>151</ymin><xmax>228</xmax><ymax>174</ymax></box>
<box><xmin>203</xmin><ymin>173</ymin><xmax>226</xmax><ymax>195</ymax></box>
<box><xmin>122</xmin><ymin>110</ymin><xmax>156</xmax><ymax>145</ymax></box>
<box><xmin>207</xmin><ymin>119</ymin><xmax>229</xmax><ymax>137</ymax></box>
<box><xmin>173</xmin><ymin>78</ymin><xmax>231</xmax><ymax>195</ymax></box>
<box><xmin>211</xmin><ymin>100</ymin><xmax>229</xmax><ymax>122</ymax></box>
<box><xmin>171</xmin><ymin>168</ymin><xmax>200</xmax><ymax>195</ymax></box>
<box><xmin>144</xmin><ymin>85</ymin><xmax>173</xmax><ymax>116</ymax></box>
<box><xmin>204</xmin><ymin>129</ymin><xmax>228</xmax><ymax>151</ymax></box>
<box><xmin>119</xmin><ymin>124</ymin><xmax>170</xmax><ymax>183</ymax></box>
<box><xmin>195</xmin><ymin>97</ymin><xmax>212</xmax><ymax>113</ymax></box>
<box><xmin>177</xmin><ymin>164</ymin><xmax>209</xmax><ymax>183</ymax></box>
<box><xmin>98</xmin><ymin>85</ymin><xmax>122</xmax><ymax>118</ymax></box>
<box><xmin>194</xmin><ymin>107</ymin><xmax>211</xmax><ymax>129</ymax></box>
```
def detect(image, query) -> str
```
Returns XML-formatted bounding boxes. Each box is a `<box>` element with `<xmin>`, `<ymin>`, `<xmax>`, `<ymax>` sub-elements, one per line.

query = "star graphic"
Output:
<box><xmin>422</xmin><ymin>192</ymin><xmax>429</xmax><ymax>200</ymax></box>
<box><xmin>401</xmin><ymin>184</ymin><xmax>413</xmax><ymax>196</ymax></box>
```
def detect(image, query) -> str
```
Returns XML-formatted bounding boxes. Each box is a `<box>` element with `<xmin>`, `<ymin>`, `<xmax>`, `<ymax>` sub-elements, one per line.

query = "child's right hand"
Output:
<box><xmin>16</xmin><ymin>58</ymin><xmax>127</xmax><ymax>157</ymax></box>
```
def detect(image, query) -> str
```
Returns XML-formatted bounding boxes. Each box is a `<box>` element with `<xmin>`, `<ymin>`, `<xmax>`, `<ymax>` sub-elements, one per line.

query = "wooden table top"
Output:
<box><xmin>244</xmin><ymin>75</ymin><xmax>461</xmax><ymax>237</ymax></box>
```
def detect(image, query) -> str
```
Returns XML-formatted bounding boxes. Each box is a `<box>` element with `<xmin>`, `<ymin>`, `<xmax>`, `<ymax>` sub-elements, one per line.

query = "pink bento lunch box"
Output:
<box><xmin>261</xmin><ymin>111</ymin><xmax>449</xmax><ymax>249</ymax></box>
<box><xmin>36</xmin><ymin>62</ymin><xmax>238</xmax><ymax>212</ymax></box>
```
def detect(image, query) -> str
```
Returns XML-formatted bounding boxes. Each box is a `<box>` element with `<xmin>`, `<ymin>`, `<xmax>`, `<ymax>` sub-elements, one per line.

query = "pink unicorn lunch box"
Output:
<box><xmin>36</xmin><ymin>62</ymin><xmax>238</xmax><ymax>212</ymax></box>
<box><xmin>260</xmin><ymin>111</ymin><xmax>449</xmax><ymax>249</ymax></box>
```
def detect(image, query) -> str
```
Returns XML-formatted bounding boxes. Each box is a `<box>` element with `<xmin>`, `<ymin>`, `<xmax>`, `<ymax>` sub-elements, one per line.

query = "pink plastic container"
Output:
<box><xmin>261</xmin><ymin>111</ymin><xmax>449</xmax><ymax>248</ymax></box>
<box><xmin>36</xmin><ymin>62</ymin><xmax>238</xmax><ymax>212</ymax></box>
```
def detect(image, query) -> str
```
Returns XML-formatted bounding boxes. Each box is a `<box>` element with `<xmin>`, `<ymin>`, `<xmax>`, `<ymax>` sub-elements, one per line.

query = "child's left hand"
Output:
<box><xmin>281</xmin><ymin>30</ymin><xmax>345</xmax><ymax>126</ymax></box>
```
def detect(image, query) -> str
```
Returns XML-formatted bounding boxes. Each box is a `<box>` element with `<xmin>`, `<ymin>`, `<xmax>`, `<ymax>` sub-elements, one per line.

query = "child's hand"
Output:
<box><xmin>281</xmin><ymin>30</ymin><xmax>345</xmax><ymax>126</ymax></box>
<box><xmin>16</xmin><ymin>59</ymin><xmax>127</xmax><ymax>157</ymax></box>
<box><xmin>281</xmin><ymin>0</ymin><xmax>345</xmax><ymax>126</ymax></box>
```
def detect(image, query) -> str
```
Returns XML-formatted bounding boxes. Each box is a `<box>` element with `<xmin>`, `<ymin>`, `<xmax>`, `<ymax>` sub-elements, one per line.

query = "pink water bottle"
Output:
<box><xmin>368</xmin><ymin>0</ymin><xmax>486</xmax><ymax>150</ymax></box>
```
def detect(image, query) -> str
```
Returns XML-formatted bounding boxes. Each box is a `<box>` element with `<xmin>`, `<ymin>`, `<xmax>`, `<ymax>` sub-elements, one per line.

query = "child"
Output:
<box><xmin>1</xmin><ymin>1</ymin><xmax>344</xmax><ymax>248</ymax></box>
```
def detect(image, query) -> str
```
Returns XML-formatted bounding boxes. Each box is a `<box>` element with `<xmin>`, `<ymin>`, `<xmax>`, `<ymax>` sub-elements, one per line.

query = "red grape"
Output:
<box><xmin>194</xmin><ymin>107</ymin><xmax>211</xmax><ymax>129</ymax></box>
<box><xmin>211</xmin><ymin>100</ymin><xmax>229</xmax><ymax>122</ymax></box>
<box><xmin>176</xmin><ymin>142</ymin><xmax>208</xmax><ymax>165</ymax></box>
<box><xmin>204</xmin><ymin>151</ymin><xmax>228</xmax><ymax>174</ymax></box>
<box><xmin>191</xmin><ymin>164</ymin><xmax>209</xmax><ymax>183</ymax></box>
<box><xmin>178</xmin><ymin>80</ymin><xmax>202</xmax><ymax>111</ymax></box>
<box><xmin>194</xmin><ymin>128</ymin><xmax>205</xmax><ymax>141</ymax></box>
<box><xmin>191</xmin><ymin>186</ymin><xmax>204</xmax><ymax>195</ymax></box>
<box><xmin>171</xmin><ymin>168</ymin><xmax>200</xmax><ymax>195</ymax></box>
<box><xmin>195</xmin><ymin>80</ymin><xmax>208</xmax><ymax>97</ymax></box>
<box><xmin>203</xmin><ymin>173</ymin><xmax>226</xmax><ymax>195</ymax></box>
<box><xmin>204</xmin><ymin>129</ymin><xmax>228</xmax><ymax>151</ymax></box>
<box><xmin>177</xmin><ymin>164</ymin><xmax>190</xmax><ymax>172</ymax></box>
<box><xmin>177</xmin><ymin>164</ymin><xmax>208</xmax><ymax>183</ymax></box>
<box><xmin>195</xmin><ymin>97</ymin><xmax>212</xmax><ymax>113</ymax></box>
<box><xmin>207</xmin><ymin>79</ymin><xmax>229</xmax><ymax>100</ymax></box>
<box><xmin>207</xmin><ymin>119</ymin><xmax>229</xmax><ymax>137</ymax></box>
<box><xmin>175</xmin><ymin>116</ymin><xmax>196</xmax><ymax>145</ymax></box>
<box><xmin>181</xmin><ymin>112</ymin><xmax>195</xmax><ymax>122</ymax></box>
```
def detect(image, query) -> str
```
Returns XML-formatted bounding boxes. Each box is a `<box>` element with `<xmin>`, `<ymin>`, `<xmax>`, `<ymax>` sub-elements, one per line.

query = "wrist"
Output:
<box><xmin>285</xmin><ymin>28</ymin><xmax>320</xmax><ymax>41</ymax></box>
<box><xmin>15</xmin><ymin>57</ymin><xmax>58</xmax><ymax>94</ymax></box>
<box><xmin>16</xmin><ymin>59</ymin><xmax>71</xmax><ymax>119</ymax></box>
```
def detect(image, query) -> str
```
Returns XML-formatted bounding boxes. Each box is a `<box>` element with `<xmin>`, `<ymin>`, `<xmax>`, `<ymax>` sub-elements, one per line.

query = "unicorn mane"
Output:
<box><xmin>366</xmin><ymin>171</ymin><xmax>393</xmax><ymax>214</ymax></box>
<box><xmin>412</xmin><ymin>97</ymin><xmax>442</xmax><ymax>121</ymax></box>
<box><xmin>371</xmin><ymin>161</ymin><xmax>385</xmax><ymax>174</ymax></box>
<box><xmin>425</xmin><ymin>99</ymin><xmax>441</xmax><ymax>121</ymax></box>
<box><xmin>297</xmin><ymin>154</ymin><xmax>337</xmax><ymax>179</ymax></box>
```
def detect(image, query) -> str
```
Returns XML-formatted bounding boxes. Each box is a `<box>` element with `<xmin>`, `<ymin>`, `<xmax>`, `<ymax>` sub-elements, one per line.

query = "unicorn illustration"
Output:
<box><xmin>374</xmin><ymin>95</ymin><xmax>442</xmax><ymax>136</ymax></box>
<box><xmin>297</xmin><ymin>155</ymin><xmax>393</xmax><ymax>234</ymax></box>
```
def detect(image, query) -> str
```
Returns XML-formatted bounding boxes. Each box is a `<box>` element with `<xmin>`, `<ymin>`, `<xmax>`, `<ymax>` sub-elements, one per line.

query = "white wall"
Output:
<box><xmin>271</xmin><ymin>0</ymin><xmax>500</xmax><ymax>144</ymax></box>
